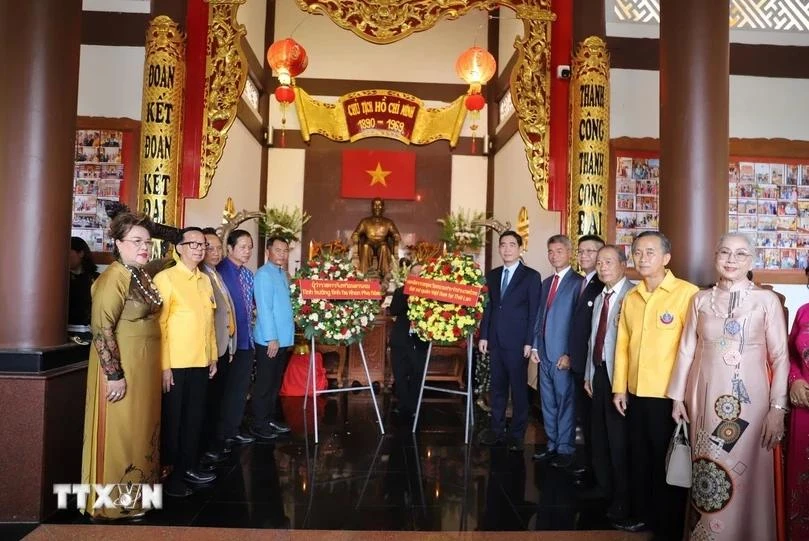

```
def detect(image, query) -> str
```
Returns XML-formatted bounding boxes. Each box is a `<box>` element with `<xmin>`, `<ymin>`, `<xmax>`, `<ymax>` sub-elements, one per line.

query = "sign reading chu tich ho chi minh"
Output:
<box><xmin>294</xmin><ymin>87</ymin><xmax>467</xmax><ymax>148</ymax></box>
<box><xmin>568</xmin><ymin>36</ymin><xmax>610</xmax><ymax>240</ymax></box>
<box><xmin>138</xmin><ymin>16</ymin><xmax>185</xmax><ymax>230</ymax></box>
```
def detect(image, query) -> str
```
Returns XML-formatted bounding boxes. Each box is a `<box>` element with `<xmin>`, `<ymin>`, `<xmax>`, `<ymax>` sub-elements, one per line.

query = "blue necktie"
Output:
<box><xmin>501</xmin><ymin>268</ymin><xmax>510</xmax><ymax>296</ymax></box>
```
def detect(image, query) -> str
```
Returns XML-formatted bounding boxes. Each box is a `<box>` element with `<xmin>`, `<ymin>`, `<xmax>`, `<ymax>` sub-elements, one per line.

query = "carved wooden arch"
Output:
<box><xmin>294</xmin><ymin>0</ymin><xmax>554</xmax><ymax>209</ymax></box>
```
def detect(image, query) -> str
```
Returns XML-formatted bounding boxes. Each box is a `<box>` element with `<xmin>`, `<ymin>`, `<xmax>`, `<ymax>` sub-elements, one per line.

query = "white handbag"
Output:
<box><xmin>665</xmin><ymin>420</ymin><xmax>693</xmax><ymax>488</ymax></box>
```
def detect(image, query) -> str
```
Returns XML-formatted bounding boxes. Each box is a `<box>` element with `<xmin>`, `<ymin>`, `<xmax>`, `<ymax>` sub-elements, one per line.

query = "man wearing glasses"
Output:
<box><xmin>154</xmin><ymin>227</ymin><xmax>219</xmax><ymax>497</ymax></box>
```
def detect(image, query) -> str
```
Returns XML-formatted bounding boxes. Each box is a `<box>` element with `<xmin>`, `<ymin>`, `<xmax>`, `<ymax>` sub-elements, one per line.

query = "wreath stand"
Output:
<box><xmin>412</xmin><ymin>332</ymin><xmax>475</xmax><ymax>444</ymax></box>
<box><xmin>304</xmin><ymin>335</ymin><xmax>384</xmax><ymax>444</ymax></box>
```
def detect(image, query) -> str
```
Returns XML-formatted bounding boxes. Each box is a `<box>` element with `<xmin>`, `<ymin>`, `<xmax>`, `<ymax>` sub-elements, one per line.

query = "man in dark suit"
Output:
<box><xmin>479</xmin><ymin>230</ymin><xmax>542</xmax><ymax>452</ymax></box>
<box><xmin>567</xmin><ymin>234</ymin><xmax>604</xmax><ymax>475</ymax></box>
<box><xmin>531</xmin><ymin>235</ymin><xmax>583</xmax><ymax>468</ymax></box>
<box><xmin>389</xmin><ymin>260</ymin><xmax>428</xmax><ymax>418</ymax></box>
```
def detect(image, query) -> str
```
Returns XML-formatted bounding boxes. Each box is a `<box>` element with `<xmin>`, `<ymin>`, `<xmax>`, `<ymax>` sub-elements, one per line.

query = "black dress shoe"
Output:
<box><xmin>226</xmin><ymin>432</ymin><xmax>255</xmax><ymax>445</ymax></box>
<box><xmin>251</xmin><ymin>425</ymin><xmax>279</xmax><ymax>441</ymax></box>
<box><xmin>478</xmin><ymin>429</ymin><xmax>501</xmax><ymax>446</ymax></box>
<box><xmin>506</xmin><ymin>437</ymin><xmax>524</xmax><ymax>452</ymax></box>
<box><xmin>550</xmin><ymin>453</ymin><xmax>575</xmax><ymax>468</ymax></box>
<box><xmin>571</xmin><ymin>464</ymin><xmax>589</xmax><ymax>476</ymax></box>
<box><xmin>183</xmin><ymin>469</ymin><xmax>216</xmax><ymax>485</ymax></box>
<box><xmin>203</xmin><ymin>450</ymin><xmax>228</xmax><ymax>463</ymax></box>
<box><xmin>532</xmin><ymin>449</ymin><xmax>557</xmax><ymax>461</ymax></box>
<box><xmin>164</xmin><ymin>485</ymin><xmax>193</xmax><ymax>498</ymax></box>
<box><xmin>611</xmin><ymin>519</ymin><xmax>647</xmax><ymax>532</ymax></box>
<box><xmin>268</xmin><ymin>420</ymin><xmax>291</xmax><ymax>434</ymax></box>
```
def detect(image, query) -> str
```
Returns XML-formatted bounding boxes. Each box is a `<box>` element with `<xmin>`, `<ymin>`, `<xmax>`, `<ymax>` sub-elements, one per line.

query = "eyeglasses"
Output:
<box><xmin>578</xmin><ymin>249</ymin><xmax>599</xmax><ymax>254</ymax></box>
<box><xmin>121</xmin><ymin>238</ymin><xmax>154</xmax><ymax>248</ymax></box>
<box><xmin>717</xmin><ymin>248</ymin><xmax>752</xmax><ymax>260</ymax></box>
<box><xmin>179</xmin><ymin>241</ymin><xmax>209</xmax><ymax>250</ymax></box>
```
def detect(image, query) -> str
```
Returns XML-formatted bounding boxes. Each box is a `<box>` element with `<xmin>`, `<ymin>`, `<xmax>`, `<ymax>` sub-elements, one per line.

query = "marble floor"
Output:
<box><xmin>11</xmin><ymin>390</ymin><xmax>650</xmax><ymax>540</ymax></box>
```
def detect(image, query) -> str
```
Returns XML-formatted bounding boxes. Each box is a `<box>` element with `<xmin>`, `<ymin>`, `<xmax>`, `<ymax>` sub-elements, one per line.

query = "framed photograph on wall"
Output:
<box><xmin>72</xmin><ymin>117</ymin><xmax>140</xmax><ymax>262</ymax></box>
<box><xmin>610</xmin><ymin>137</ymin><xmax>809</xmax><ymax>284</ymax></box>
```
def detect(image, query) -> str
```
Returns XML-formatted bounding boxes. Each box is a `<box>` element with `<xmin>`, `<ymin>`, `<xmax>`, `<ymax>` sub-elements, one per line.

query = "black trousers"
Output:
<box><xmin>201</xmin><ymin>352</ymin><xmax>230</xmax><ymax>450</ymax></box>
<box><xmin>590</xmin><ymin>364</ymin><xmax>629</xmax><ymax>519</ymax></box>
<box><xmin>627</xmin><ymin>393</ymin><xmax>686</xmax><ymax>540</ymax></box>
<box><xmin>252</xmin><ymin>343</ymin><xmax>291</xmax><ymax>428</ymax></box>
<box><xmin>216</xmin><ymin>348</ymin><xmax>254</xmax><ymax>444</ymax></box>
<box><xmin>489</xmin><ymin>346</ymin><xmax>529</xmax><ymax>439</ymax></box>
<box><xmin>572</xmin><ymin>369</ymin><xmax>592</xmax><ymax>464</ymax></box>
<box><xmin>390</xmin><ymin>339</ymin><xmax>427</xmax><ymax>414</ymax></box>
<box><xmin>162</xmin><ymin>366</ymin><xmax>208</xmax><ymax>486</ymax></box>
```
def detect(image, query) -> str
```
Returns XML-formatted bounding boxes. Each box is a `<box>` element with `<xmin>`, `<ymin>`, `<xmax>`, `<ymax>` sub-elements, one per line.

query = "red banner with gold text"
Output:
<box><xmin>404</xmin><ymin>277</ymin><xmax>481</xmax><ymax>307</ymax></box>
<box><xmin>298</xmin><ymin>279</ymin><xmax>382</xmax><ymax>300</ymax></box>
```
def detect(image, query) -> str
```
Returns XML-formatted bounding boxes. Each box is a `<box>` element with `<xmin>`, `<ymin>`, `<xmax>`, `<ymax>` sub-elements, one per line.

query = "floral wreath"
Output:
<box><xmin>289</xmin><ymin>255</ymin><xmax>382</xmax><ymax>345</ymax></box>
<box><xmin>407</xmin><ymin>252</ymin><xmax>487</xmax><ymax>344</ymax></box>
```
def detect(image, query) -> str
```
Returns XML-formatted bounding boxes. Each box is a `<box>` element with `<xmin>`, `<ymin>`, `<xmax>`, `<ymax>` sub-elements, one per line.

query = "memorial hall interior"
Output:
<box><xmin>2</xmin><ymin>0</ymin><xmax>809</xmax><ymax>538</ymax></box>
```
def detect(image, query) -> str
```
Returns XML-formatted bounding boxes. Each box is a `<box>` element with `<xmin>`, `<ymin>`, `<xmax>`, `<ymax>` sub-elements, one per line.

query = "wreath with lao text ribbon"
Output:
<box><xmin>406</xmin><ymin>252</ymin><xmax>487</xmax><ymax>344</ymax></box>
<box><xmin>290</xmin><ymin>256</ymin><xmax>383</xmax><ymax>345</ymax></box>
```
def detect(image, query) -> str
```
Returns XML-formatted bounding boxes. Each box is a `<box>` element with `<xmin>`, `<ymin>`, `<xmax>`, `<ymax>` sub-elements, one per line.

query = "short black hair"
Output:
<box><xmin>176</xmin><ymin>226</ymin><xmax>204</xmax><ymax>245</ymax></box>
<box><xmin>226</xmin><ymin>229</ymin><xmax>252</xmax><ymax>248</ymax></box>
<box><xmin>266</xmin><ymin>236</ymin><xmax>289</xmax><ymax>250</ymax></box>
<box><xmin>632</xmin><ymin>231</ymin><xmax>671</xmax><ymax>254</ymax></box>
<box><xmin>201</xmin><ymin>227</ymin><xmax>217</xmax><ymax>235</ymax></box>
<box><xmin>499</xmin><ymin>230</ymin><xmax>523</xmax><ymax>247</ymax></box>
<box><xmin>578</xmin><ymin>235</ymin><xmax>605</xmax><ymax>246</ymax></box>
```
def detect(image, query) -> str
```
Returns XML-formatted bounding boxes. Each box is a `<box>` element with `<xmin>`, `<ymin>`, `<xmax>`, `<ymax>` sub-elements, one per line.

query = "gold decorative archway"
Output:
<box><xmin>295</xmin><ymin>0</ymin><xmax>554</xmax><ymax>209</ymax></box>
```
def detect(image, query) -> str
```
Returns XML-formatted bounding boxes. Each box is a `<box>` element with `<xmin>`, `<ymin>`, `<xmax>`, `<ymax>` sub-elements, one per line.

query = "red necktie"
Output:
<box><xmin>593</xmin><ymin>291</ymin><xmax>613</xmax><ymax>366</ymax></box>
<box><xmin>546</xmin><ymin>274</ymin><xmax>560</xmax><ymax>308</ymax></box>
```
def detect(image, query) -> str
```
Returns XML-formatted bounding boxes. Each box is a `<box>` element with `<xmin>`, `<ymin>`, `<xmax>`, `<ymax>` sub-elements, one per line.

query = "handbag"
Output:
<box><xmin>665</xmin><ymin>420</ymin><xmax>693</xmax><ymax>488</ymax></box>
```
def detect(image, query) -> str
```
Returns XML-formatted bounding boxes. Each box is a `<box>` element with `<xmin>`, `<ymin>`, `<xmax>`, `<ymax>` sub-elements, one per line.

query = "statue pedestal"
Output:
<box><xmin>347</xmin><ymin>316</ymin><xmax>389</xmax><ymax>388</ymax></box>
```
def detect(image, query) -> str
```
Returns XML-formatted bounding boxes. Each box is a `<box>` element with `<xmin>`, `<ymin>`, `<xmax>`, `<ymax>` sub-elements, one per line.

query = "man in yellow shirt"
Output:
<box><xmin>155</xmin><ymin>227</ymin><xmax>219</xmax><ymax>498</ymax></box>
<box><xmin>611</xmin><ymin>231</ymin><xmax>698</xmax><ymax>539</ymax></box>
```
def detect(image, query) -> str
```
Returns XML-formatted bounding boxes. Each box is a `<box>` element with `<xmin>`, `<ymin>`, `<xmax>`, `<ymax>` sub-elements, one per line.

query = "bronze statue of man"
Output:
<box><xmin>351</xmin><ymin>198</ymin><xmax>401</xmax><ymax>277</ymax></box>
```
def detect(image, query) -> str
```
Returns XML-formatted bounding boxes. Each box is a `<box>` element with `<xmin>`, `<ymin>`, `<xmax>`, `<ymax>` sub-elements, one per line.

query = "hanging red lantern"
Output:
<box><xmin>267</xmin><ymin>38</ymin><xmax>308</xmax><ymax>86</ymax></box>
<box><xmin>455</xmin><ymin>46</ymin><xmax>496</xmax><ymax>92</ymax></box>
<box><xmin>274</xmin><ymin>86</ymin><xmax>295</xmax><ymax>104</ymax></box>
<box><xmin>465</xmin><ymin>93</ymin><xmax>485</xmax><ymax>111</ymax></box>
<box><xmin>274</xmin><ymin>85</ymin><xmax>296</xmax><ymax>148</ymax></box>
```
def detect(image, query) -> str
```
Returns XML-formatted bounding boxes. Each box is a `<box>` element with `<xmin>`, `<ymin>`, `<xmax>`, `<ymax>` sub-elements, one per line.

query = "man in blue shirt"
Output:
<box><xmin>252</xmin><ymin>236</ymin><xmax>295</xmax><ymax>440</ymax></box>
<box><xmin>206</xmin><ymin>229</ymin><xmax>256</xmax><ymax>461</ymax></box>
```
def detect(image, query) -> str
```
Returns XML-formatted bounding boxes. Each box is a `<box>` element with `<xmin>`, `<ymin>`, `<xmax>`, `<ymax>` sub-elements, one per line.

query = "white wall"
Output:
<box><xmin>77</xmin><ymin>45</ymin><xmax>144</xmax><ymax>119</ymax></box>
<box><xmin>267</xmin><ymin>148</ymin><xmax>306</xmax><ymax>272</ymax></box>
<box><xmin>274</xmin><ymin>0</ymin><xmax>488</xmax><ymax>83</ymax></box>
<box><xmin>450</xmin><ymin>155</ymin><xmax>489</xmax><ymax>267</ymax></box>
<box><xmin>238</xmin><ymin>0</ymin><xmax>267</xmax><ymax>62</ymax></box>
<box><xmin>83</xmin><ymin>0</ymin><xmax>149</xmax><ymax>13</ymax></box>
<box><xmin>493</xmin><ymin>133</ymin><xmax>560</xmax><ymax>278</ymax></box>
<box><xmin>498</xmin><ymin>7</ymin><xmax>522</xmax><ymax>74</ymax></box>
<box><xmin>185</xmin><ymin>119</ymin><xmax>262</xmax><ymax>270</ymax></box>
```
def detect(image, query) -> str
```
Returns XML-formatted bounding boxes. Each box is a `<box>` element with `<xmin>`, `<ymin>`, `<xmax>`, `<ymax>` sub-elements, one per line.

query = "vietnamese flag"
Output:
<box><xmin>341</xmin><ymin>149</ymin><xmax>416</xmax><ymax>200</ymax></box>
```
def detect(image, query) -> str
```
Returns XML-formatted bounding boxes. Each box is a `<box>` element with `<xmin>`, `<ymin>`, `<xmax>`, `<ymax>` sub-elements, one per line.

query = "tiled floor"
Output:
<box><xmin>11</xmin><ymin>391</ymin><xmax>650</xmax><ymax>540</ymax></box>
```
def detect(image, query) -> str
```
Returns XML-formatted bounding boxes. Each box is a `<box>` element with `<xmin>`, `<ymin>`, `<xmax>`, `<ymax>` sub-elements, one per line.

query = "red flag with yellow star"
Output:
<box><xmin>340</xmin><ymin>149</ymin><xmax>416</xmax><ymax>200</ymax></box>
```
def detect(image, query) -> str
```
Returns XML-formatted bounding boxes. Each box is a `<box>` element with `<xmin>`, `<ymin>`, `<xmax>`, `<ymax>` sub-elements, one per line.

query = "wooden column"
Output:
<box><xmin>659</xmin><ymin>0</ymin><xmax>729</xmax><ymax>285</ymax></box>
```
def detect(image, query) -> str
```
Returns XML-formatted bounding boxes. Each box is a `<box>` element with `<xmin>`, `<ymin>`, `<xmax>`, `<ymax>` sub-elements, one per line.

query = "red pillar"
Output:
<box><xmin>548</xmin><ymin>0</ymin><xmax>574</xmax><ymax>230</ymax></box>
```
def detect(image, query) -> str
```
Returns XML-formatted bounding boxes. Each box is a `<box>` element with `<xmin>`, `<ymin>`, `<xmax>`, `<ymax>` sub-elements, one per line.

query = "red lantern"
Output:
<box><xmin>273</xmin><ymin>85</ymin><xmax>297</xmax><ymax>148</ymax></box>
<box><xmin>267</xmin><ymin>38</ymin><xmax>308</xmax><ymax>85</ymax></box>
<box><xmin>274</xmin><ymin>86</ymin><xmax>295</xmax><ymax>104</ymax></box>
<box><xmin>465</xmin><ymin>93</ymin><xmax>485</xmax><ymax>111</ymax></box>
<box><xmin>455</xmin><ymin>46</ymin><xmax>496</xmax><ymax>91</ymax></box>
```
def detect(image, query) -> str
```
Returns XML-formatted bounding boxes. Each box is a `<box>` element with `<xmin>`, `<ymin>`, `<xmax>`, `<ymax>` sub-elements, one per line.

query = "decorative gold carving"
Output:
<box><xmin>138</xmin><ymin>15</ymin><xmax>186</xmax><ymax>232</ymax></box>
<box><xmin>508</xmin><ymin>2</ymin><xmax>554</xmax><ymax>210</ymax></box>
<box><xmin>567</xmin><ymin>36</ymin><xmax>610</xmax><ymax>240</ymax></box>
<box><xmin>295</xmin><ymin>87</ymin><xmax>467</xmax><ymax>147</ymax></box>
<box><xmin>199</xmin><ymin>0</ymin><xmax>248</xmax><ymax>199</ymax></box>
<box><xmin>218</xmin><ymin>197</ymin><xmax>264</xmax><ymax>242</ymax></box>
<box><xmin>295</xmin><ymin>0</ymin><xmax>554</xmax><ymax>209</ymax></box>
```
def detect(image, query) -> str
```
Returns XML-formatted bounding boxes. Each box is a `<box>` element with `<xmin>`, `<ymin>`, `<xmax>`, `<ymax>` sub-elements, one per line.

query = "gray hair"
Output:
<box><xmin>598</xmin><ymin>244</ymin><xmax>628</xmax><ymax>264</ymax></box>
<box><xmin>716</xmin><ymin>232</ymin><xmax>755</xmax><ymax>253</ymax></box>
<box><xmin>547</xmin><ymin>234</ymin><xmax>572</xmax><ymax>249</ymax></box>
